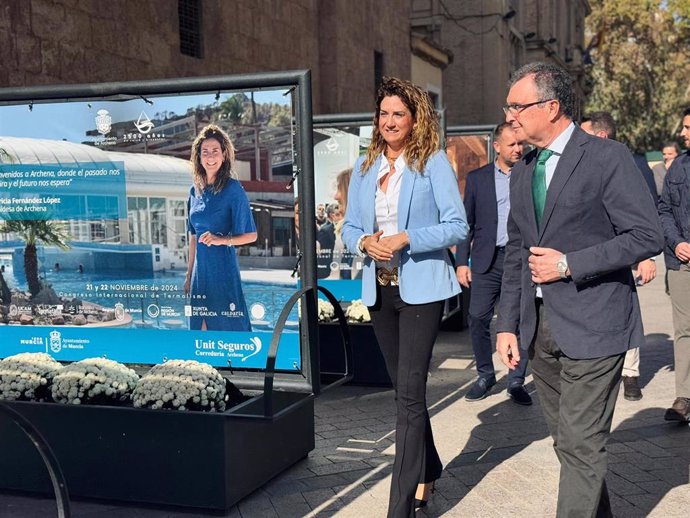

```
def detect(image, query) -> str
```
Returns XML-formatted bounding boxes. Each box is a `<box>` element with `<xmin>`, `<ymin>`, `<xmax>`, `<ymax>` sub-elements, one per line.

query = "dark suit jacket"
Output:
<box><xmin>316</xmin><ymin>221</ymin><xmax>336</xmax><ymax>279</ymax></box>
<box><xmin>456</xmin><ymin>163</ymin><xmax>502</xmax><ymax>274</ymax></box>
<box><xmin>658</xmin><ymin>151</ymin><xmax>690</xmax><ymax>270</ymax></box>
<box><xmin>496</xmin><ymin>126</ymin><xmax>664</xmax><ymax>359</ymax></box>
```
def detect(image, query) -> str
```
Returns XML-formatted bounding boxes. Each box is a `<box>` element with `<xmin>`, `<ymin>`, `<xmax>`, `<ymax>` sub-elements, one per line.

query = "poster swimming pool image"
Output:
<box><xmin>0</xmin><ymin>89</ymin><xmax>301</xmax><ymax>371</ymax></box>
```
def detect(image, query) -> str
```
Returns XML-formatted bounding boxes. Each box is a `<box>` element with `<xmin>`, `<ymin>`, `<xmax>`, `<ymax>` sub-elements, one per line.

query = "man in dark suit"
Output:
<box><xmin>496</xmin><ymin>62</ymin><xmax>663</xmax><ymax>517</ymax></box>
<box><xmin>457</xmin><ymin>123</ymin><xmax>531</xmax><ymax>404</ymax></box>
<box><xmin>580</xmin><ymin>111</ymin><xmax>659</xmax><ymax>402</ymax></box>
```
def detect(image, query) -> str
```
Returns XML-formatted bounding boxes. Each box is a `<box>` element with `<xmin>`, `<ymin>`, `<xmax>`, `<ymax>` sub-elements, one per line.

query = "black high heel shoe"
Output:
<box><xmin>414</xmin><ymin>481</ymin><xmax>436</xmax><ymax>511</ymax></box>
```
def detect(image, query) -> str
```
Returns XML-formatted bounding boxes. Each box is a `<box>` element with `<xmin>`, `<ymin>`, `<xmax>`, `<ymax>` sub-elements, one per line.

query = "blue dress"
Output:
<box><xmin>187</xmin><ymin>180</ymin><xmax>256</xmax><ymax>331</ymax></box>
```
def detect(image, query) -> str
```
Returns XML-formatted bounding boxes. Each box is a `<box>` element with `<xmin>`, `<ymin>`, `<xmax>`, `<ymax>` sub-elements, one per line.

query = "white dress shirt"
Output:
<box><xmin>375</xmin><ymin>152</ymin><xmax>405</xmax><ymax>270</ymax></box>
<box><xmin>537</xmin><ymin>122</ymin><xmax>576</xmax><ymax>297</ymax></box>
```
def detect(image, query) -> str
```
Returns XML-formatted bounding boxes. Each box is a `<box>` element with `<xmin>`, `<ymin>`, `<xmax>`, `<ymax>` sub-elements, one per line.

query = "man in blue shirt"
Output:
<box><xmin>457</xmin><ymin>123</ymin><xmax>532</xmax><ymax>404</ymax></box>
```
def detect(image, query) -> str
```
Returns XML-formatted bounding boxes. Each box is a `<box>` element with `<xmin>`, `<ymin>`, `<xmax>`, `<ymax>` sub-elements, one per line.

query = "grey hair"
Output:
<box><xmin>326</xmin><ymin>203</ymin><xmax>340</xmax><ymax>217</ymax></box>
<box><xmin>509</xmin><ymin>62</ymin><xmax>575</xmax><ymax>119</ymax></box>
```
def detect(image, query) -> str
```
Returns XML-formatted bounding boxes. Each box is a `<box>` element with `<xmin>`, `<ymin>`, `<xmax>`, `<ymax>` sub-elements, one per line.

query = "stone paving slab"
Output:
<box><xmin>0</xmin><ymin>263</ymin><xmax>688</xmax><ymax>517</ymax></box>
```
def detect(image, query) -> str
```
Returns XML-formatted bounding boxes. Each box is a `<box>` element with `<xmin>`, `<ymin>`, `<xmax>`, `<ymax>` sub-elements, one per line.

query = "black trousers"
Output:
<box><xmin>530</xmin><ymin>301</ymin><xmax>624</xmax><ymax>518</ymax></box>
<box><xmin>469</xmin><ymin>248</ymin><xmax>529</xmax><ymax>386</ymax></box>
<box><xmin>369</xmin><ymin>284</ymin><xmax>444</xmax><ymax>518</ymax></box>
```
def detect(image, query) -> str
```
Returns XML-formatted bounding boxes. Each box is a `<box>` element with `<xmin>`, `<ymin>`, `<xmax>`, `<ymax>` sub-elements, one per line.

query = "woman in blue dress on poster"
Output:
<box><xmin>185</xmin><ymin>125</ymin><xmax>257</xmax><ymax>331</ymax></box>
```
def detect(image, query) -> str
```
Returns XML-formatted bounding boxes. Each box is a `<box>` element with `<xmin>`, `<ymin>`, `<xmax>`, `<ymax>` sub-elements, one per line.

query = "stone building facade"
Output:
<box><xmin>0</xmin><ymin>0</ymin><xmax>411</xmax><ymax>114</ymax></box>
<box><xmin>411</xmin><ymin>0</ymin><xmax>591</xmax><ymax>126</ymax></box>
<box><xmin>1</xmin><ymin>0</ymin><xmax>590</xmax><ymax>127</ymax></box>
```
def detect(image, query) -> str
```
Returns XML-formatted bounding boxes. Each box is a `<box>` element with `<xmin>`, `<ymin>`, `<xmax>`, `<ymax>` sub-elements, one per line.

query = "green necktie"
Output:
<box><xmin>532</xmin><ymin>148</ymin><xmax>554</xmax><ymax>229</ymax></box>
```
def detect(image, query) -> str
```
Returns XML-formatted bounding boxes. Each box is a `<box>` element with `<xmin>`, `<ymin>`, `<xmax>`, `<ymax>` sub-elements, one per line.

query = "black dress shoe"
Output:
<box><xmin>508</xmin><ymin>385</ymin><xmax>533</xmax><ymax>406</ymax></box>
<box><xmin>622</xmin><ymin>376</ymin><xmax>643</xmax><ymax>401</ymax></box>
<box><xmin>414</xmin><ymin>481</ymin><xmax>435</xmax><ymax>511</ymax></box>
<box><xmin>414</xmin><ymin>498</ymin><xmax>427</xmax><ymax>511</ymax></box>
<box><xmin>664</xmin><ymin>397</ymin><xmax>690</xmax><ymax>422</ymax></box>
<box><xmin>465</xmin><ymin>377</ymin><xmax>496</xmax><ymax>401</ymax></box>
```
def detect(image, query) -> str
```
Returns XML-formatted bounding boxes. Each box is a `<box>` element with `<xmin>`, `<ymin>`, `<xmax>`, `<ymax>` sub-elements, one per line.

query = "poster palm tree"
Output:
<box><xmin>0</xmin><ymin>220</ymin><xmax>70</xmax><ymax>297</ymax></box>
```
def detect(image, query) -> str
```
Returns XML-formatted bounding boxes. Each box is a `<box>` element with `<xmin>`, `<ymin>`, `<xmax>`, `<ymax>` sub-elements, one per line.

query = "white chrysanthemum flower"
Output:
<box><xmin>52</xmin><ymin>358</ymin><xmax>139</xmax><ymax>405</ymax></box>
<box><xmin>0</xmin><ymin>353</ymin><xmax>62</xmax><ymax>402</ymax></box>
<box><xmin>132</xmin><ymin>360</ymin><xmax>231</xmax><ymax>412</ymax></box>
<box><xmin>345</xmin><ymin>299</ymin><xmax>371</xmax><ymax>323</ymax></box>
<box><xmin>298</xmin><ymin>298</ymin><xmax>336</xmax><ymax>322</ymax></box>
<box><xmin>317</xmin><ymin>299</ymin><xmax>335</xmax><ymax>322</ymax></box>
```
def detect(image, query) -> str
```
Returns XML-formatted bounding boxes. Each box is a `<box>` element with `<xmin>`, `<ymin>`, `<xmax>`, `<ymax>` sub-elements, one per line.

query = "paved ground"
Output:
<box><xmin>1</xmin><ymin>262</ymin><xmax>688</xmax><ymax>517</ymax></box>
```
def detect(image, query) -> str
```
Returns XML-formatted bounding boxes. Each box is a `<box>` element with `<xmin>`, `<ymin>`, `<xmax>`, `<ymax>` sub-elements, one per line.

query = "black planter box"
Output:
<box><xmin>319</xmin><ymin>321</ymin><xmax>392</xmax><ymax>386</ymax></box>
<box><xmin>0</xmin><ymin>392</ymin><xmax>314</xmax><ymax>510</ymax></box>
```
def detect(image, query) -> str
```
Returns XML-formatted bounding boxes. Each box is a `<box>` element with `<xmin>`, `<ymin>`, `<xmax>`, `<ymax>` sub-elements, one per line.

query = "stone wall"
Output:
<box><xmin>0</xmin><ymin>0</ymin><xmax>410</xmax><ymax>114</ymax></box>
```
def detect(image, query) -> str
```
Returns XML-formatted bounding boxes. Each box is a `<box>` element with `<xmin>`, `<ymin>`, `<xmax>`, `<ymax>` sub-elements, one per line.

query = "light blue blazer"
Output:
<box><xmin>342</xmin><ymin>150</ymin><xmax>468</xmax><ymax>306</ymax></box>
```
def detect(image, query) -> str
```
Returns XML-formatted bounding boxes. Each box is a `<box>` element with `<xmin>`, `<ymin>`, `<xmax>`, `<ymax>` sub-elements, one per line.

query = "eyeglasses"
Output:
<box><xmin>502</xmin><ymin>99</ymin><xmax>555</xmax><ymax>116</ymax></box>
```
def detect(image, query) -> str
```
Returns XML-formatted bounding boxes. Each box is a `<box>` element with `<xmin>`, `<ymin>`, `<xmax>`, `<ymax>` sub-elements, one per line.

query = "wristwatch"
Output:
<box><xmin>356</xmin><ymin>234</ymin><xmax>370</xmax><ymax>258</ymax></box>
<box><xmin>556</xmin><ymin>254</ymin><xmax>569</xmax><ymax>279</ymax></box>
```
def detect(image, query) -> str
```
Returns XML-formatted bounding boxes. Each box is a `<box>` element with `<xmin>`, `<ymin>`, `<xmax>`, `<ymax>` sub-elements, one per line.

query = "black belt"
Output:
<box><xmin>496</xmin><ymin>246</ymin><xmax>506</xmax><ymax>252</ymax></box>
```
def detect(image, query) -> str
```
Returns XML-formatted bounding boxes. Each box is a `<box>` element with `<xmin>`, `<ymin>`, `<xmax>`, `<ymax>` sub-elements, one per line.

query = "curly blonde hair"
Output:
<box><xmin>190</xmin><ymin>124</ymin><xmax>237</xmax><ymax>195</ymax></box>
<box><xmin>361</xmin><ymin>77</ymin><xmax>440</xmax><ymax>174</ymax></box>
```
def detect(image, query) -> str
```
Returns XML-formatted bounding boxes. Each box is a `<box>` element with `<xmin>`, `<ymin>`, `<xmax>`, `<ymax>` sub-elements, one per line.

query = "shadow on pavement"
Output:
<box><xmin>639</xmin><ymin>333</ymin><xmax>674</xmax><ymax>390</ymax></box>
<box><xmin>607</xmin><ymin>408</ymin><xmax>690</xmax><ymax>516</ymax></box>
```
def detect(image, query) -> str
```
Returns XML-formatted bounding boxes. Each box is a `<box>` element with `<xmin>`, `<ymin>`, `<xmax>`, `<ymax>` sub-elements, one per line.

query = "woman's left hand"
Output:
<box><xmin>199</xmin><ymin>231</ymin><xmax>227</xmax><ymax>246</ymax></box>
<box><xmin>378</xmin><ymin>232</ymin><xmax>409</xmax><ymax>253</ymax></box>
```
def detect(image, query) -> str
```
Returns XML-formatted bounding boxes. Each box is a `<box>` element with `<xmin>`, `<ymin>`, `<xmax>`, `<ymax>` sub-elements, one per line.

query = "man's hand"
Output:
<box><xmin>456</xmin><ymin>265</ymin><xmax>472</xmax><ymax>288</ymax></box>
<box><xmin>634</xmin><ymin>259</ymin><xmax>656</xmax><ymax>285</ymax></box>
<box><xmin>362</xmin><ymin>230</ymin><xmax>393</xmax><ymax>261</ymax></box>
<box><xmin>675</xmin><ymin>242</ymin><xmax>690</xmax><ymax>262</ymax></box>
<box><xmin>379</xmin><ymin>232</ymin><xmax>410</xmax><ymax>253</ymax></box>
<box><xmin>528</xmin><ymin>247</ymin><xmax>565</xmax><ymax>283</ymax></box>
<box><xmin>497</xmin><ymin>332</ymin><xmax>520</xmax><ymax>370</ymax></box>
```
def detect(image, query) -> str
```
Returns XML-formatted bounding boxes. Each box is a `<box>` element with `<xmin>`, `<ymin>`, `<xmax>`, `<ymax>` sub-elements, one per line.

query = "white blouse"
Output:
<box><xmin>374</xmin><ymin>152</ymin><xmax>406</xmax><ymax>270</ymax></box>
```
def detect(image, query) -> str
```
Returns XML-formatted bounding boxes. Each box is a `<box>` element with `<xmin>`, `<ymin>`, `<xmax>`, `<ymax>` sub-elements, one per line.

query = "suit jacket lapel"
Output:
<box><xmin>362</xmin><ymin>156</ymin><xmax>381</xmax><ymax>232</ymax></box>
<box><xmin>397</xmin><ymin>164</ymin><xmax>415</xmax><ymax>230</ymax></box>
<box><xmin>538</xmin><ymin>128</ymin><xmax>586</xmax><ymax>242</ymax></box>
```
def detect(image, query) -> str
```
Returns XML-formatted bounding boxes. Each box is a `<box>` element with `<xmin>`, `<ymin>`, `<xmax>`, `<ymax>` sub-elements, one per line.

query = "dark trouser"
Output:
<box><xmin>369</xmin><ymin>284</ymin><xmax>444</xmax><ymax>518</ymax></box>
<box><xmin>469</xmin><ymin>248</ymin><xmax>528</xmax><ymax>386</ymax></box>
<box><xmin>530</xmin><ymin>301</ymin><xmax>624</xmax><ymax>518</ymax></box>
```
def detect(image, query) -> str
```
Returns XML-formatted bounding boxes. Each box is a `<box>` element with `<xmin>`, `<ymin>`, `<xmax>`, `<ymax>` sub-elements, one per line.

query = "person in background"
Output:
<box><xmin>334</xmin><ymin>168</ymin><xmax>352</xmax><ymax>216</ymax></box>
<box><xmin>316</xmin><ymin>203</ymin><xmax>327</xmax><ymax>227</ymax></box>
<box><xmin>293</xmin><ymin>199</ymin><xmax>300</xmax><ymax>243</ymax></box>
<box><xmin>185</xmin><ymin>124</ymin><xmax>257</xmax><ymax>331</ymax></box>
<box><xmin>653</xmin><ymin>141</ymin><xmax>680</xmax><ymax>197</ymax></box>
<box><xmin>342</xmin><ymin>76</ymin><xmax>468</xmax><ymax>517</ymax></box>
<box><xmin>580</xmin><ymin>110</ymin><xmax>658</xmax><ymax>401</ymax></box>
<box><xmin>316</xmin><ymin>203</ymin><xmax>338</xmax><ymax>279</ymax></box>
<box><xmin>332</xmin><ymin>168</ymin><xmax>355</xmax><ymax>279</ymax></box>
<box><xmin>457</xmin><ymin>122</ymin><xmax>532</xmax><ymax>405</ymax></box>
<box><xmin>658</xmin><ymin>107</ymin><xmax>690</xmax><ymax>422</ymax></box>
<box><xmin>496</xmin><ymin>62</ymin><xmax>662</xmax><ymax>517</ymax></box>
